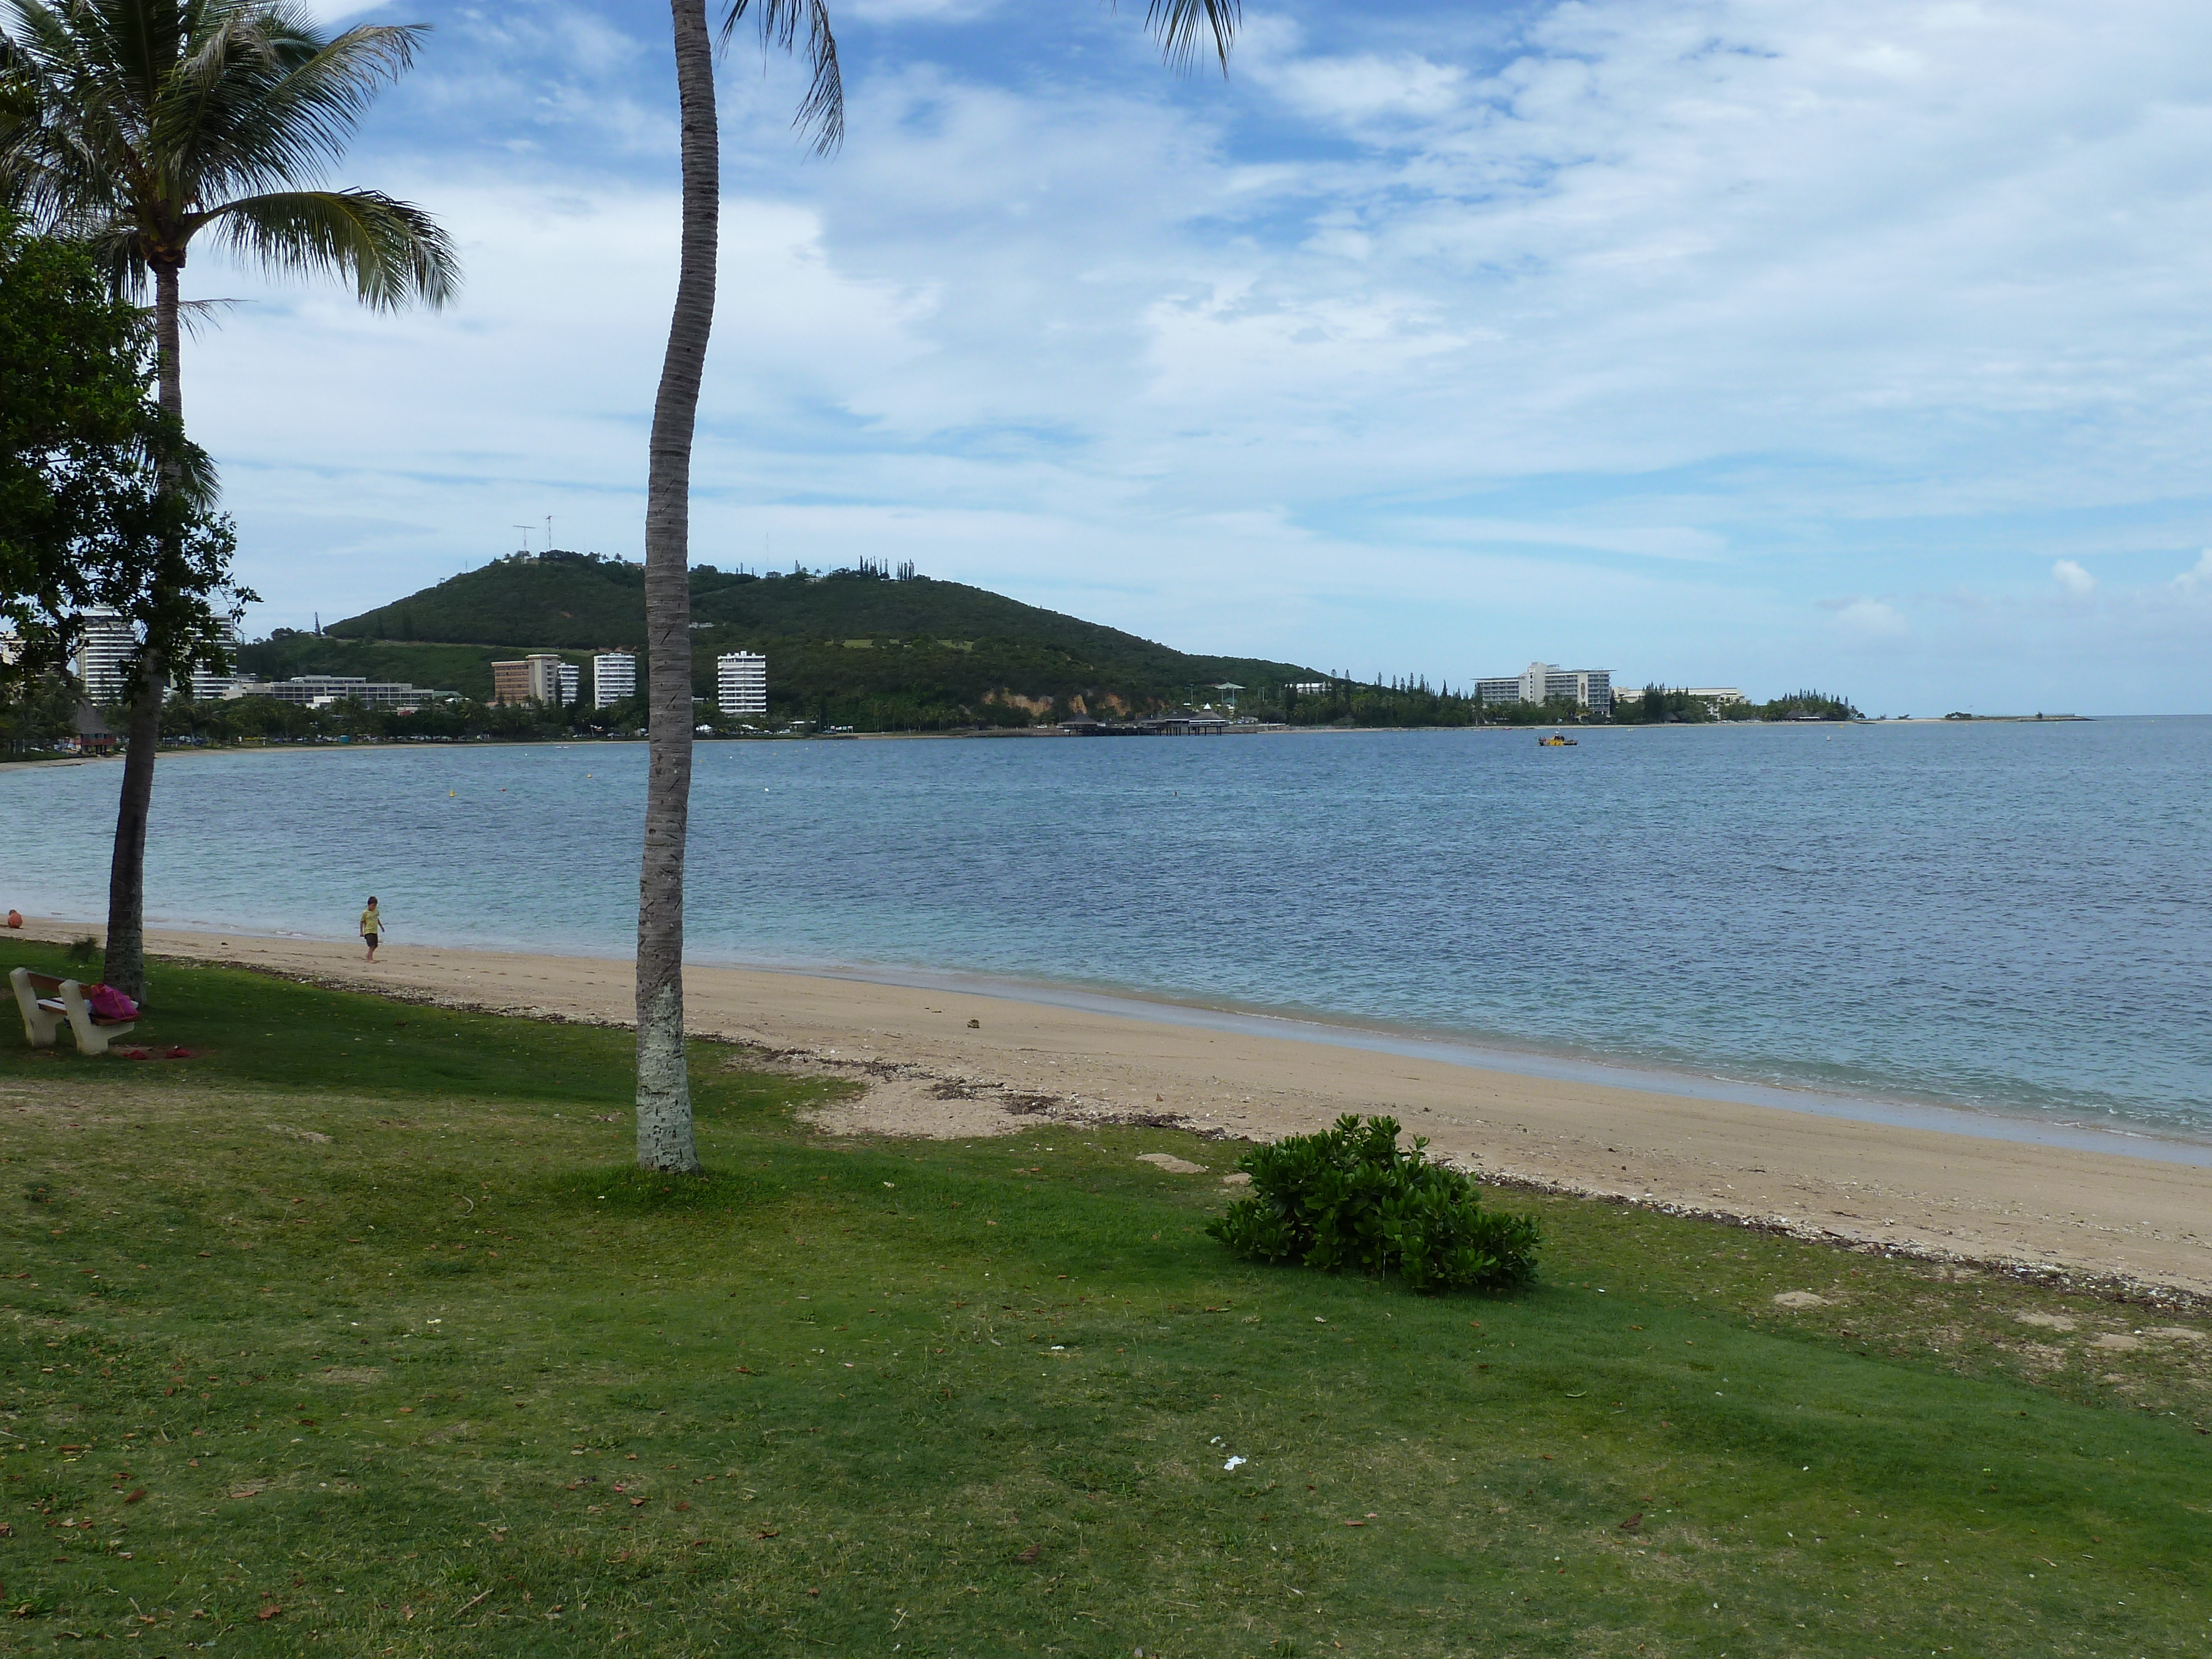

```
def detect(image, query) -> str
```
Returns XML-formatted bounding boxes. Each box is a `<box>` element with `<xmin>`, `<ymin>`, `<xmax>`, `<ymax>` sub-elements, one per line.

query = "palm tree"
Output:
<box><xmin>0</xmin><ymin>0</ymin><xmax>456</xmax><ymax>1000</ymax></box>
<box><xmin>630</xmin><ymin>0</ymin><xmax>1241</xmax><ymax>1173</ymax></box>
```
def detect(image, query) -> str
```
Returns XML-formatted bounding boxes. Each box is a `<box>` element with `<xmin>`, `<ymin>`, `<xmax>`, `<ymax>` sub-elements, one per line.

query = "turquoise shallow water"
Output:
<box><xmin>3</xmin><ymin>719</ymin><xmax>2206</xmax><ymax>1134</ymax></box>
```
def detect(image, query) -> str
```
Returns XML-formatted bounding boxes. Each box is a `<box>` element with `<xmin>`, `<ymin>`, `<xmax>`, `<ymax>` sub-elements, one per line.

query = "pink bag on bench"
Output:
<box><xmin>87</xmin><ymin>984</ymin><xmax>138</xmax><ymax>1022</ymax></box>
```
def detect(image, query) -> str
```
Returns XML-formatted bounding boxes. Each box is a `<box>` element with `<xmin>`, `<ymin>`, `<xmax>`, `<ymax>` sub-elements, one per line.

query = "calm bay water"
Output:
<box><xmin>4</xmin><ymin>719</ymin><xmax>2208</xmax><ymax>1134</ymax></box>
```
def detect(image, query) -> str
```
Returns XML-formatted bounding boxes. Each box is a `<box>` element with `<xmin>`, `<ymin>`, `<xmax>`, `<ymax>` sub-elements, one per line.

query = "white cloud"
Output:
<box><xmin>846</xmin><ymin>0</ymin><xmax>1005</xmax><ymax>20</ymax></box>
<box><xmin>1402</xmin><ymin>518</ymin><xmax>1729</xmax><ymax>562</ymax></box>
<box><xmin>1823</xmin><ymin>597</ymin><xmax>1912</xmax><ymax>644</ymax></box>
<box><xmin>1254</xmin><ymin>50</ymin><xmax>1469</xmax><ymax>124</ymax></box>
<box><xmin>2175</xmin><ymin>550</ymin><xmax>2212</xmax><ymax>592</ymax></box>
<box><xmin>164</xmin><ymin>0</ymin><xmax>2212</xmax><ymax>712</ymax></box>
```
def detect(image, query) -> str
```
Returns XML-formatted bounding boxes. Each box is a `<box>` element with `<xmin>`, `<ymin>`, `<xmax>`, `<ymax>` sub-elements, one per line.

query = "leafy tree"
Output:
<box><xmin>0</xmin><ymin>0</ymin><xmax>457</xmax><ymax>997</ymax></box>
<box><xmin>0</xmin><ymin>215</ymin><xmax>244</xmax><ymax>761</ymax></box>
<box><xmin>629</xmin><ymin>0</ymin><xmax>1244</xmax><ymax>1173</ymax></box>
<box><xmin>0</xmin><ymin>661</ymin><xmax>77</xmax><ymax>753</ymax></box>
<box><xmin>1747</xmin><ymin>688</ymin><xmax>1860</xmax><ymax>722</ymax></box>
<box><xmin>0</xmin><ymin>216</ymin><xmax>149</xmax><ymax>675</ymax></box>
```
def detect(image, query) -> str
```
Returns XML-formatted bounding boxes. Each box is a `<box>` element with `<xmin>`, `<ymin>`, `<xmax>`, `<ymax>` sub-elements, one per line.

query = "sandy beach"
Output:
<box><xmin>13</xmin><ymin>915</ymin><xmax>2210</xmax><ymax>1301</ymax></box>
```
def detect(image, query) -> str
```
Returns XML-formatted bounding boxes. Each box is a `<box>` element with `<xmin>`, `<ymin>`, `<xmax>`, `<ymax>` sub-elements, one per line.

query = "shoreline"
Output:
<box><xmin>0</xmin><ymin>714</ymin><xmax>2127</xmax><ymax>775</ymax></box>
<box><xmin>13</xmin><ymin>915</ymin><xmax>2212</xmax><ymax>1300</ymax></box>
<box><xmin>761</xmin><ymin>959</ymin><xmax>2212</xmax><ymax>1166</ymax></box>
<box><xmin>28</xmin><ymin>899</ymin><xmax>2202</xmax><ymax>1164</ymax></box>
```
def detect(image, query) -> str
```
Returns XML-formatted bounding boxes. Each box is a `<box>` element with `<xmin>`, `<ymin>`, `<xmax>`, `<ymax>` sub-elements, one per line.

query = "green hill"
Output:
<box><xmin>232</xmin><ymin>637</ymin><xmax>521</xmax><ymax>702</ymax></box>
<box><xmin>247</xmin><ymin>552</ymin><xmax>1320</xmax><ymax>728</ymax></box>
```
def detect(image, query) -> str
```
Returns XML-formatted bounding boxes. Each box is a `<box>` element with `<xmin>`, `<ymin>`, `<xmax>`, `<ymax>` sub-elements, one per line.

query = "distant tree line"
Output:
<box><xmin>1614</xmin><ymin>685</ymin><xmax>1861</xmax><ymax>724</ymax></box>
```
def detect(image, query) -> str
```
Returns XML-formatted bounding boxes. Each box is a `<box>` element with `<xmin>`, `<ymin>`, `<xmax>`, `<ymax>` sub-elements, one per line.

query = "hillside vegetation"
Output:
<box><xmin>216</xmin><ymin>552</ymin><xmax>1859</xmax><ymax>736</ymax></box>
<box><xmin>291</xmin><ymin>551</ymin><xmax>1318</xmax><ymax>727</ymax></box>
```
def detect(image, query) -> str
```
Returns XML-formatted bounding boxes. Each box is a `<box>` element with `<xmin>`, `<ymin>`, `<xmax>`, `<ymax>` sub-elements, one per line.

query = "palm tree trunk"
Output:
<box><xmin>101</xmin><ymin>262</ymin><xmax>185</xmax><ymax>1003</ymax></box>
<box><xmin>633</xmin><ymin>0</ymin><xmax>716</xmax><ymax>1173</ymax></box>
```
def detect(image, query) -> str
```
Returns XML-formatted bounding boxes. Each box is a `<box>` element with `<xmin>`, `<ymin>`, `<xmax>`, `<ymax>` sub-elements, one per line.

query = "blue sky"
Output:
<box><xmin>179</xmin><ymin>0</ymin><xmax>2212</xmax><ymax>713</ymax></box>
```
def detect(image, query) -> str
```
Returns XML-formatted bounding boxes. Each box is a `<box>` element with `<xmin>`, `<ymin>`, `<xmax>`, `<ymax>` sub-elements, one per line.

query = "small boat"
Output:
<box><xmin>1536</xmin><ymin>733</ymin><xmax>1577</xmax><ymax>747</ymax></box>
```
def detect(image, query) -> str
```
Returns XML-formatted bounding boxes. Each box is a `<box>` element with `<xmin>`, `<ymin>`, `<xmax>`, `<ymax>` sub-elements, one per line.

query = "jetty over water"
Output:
<box><xmin>1060</xmin><ymin>716</ymin><xmax>1288</xmax><ymax>737</ymax></box>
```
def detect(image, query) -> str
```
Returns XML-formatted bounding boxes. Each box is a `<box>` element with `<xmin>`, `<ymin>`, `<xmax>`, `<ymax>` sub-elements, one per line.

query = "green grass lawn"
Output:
<box><xmin>1</xmin><ymin>940</ymin><xmax>2207</xmax><ymax>1656</ymax></box>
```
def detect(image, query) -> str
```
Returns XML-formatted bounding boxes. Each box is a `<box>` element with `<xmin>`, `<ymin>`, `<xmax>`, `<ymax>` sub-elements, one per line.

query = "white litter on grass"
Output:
<box><xmin>1223</xmin><ymin>1456</ymin><xmax>1246</xmax><ymax>1472</ymax></box>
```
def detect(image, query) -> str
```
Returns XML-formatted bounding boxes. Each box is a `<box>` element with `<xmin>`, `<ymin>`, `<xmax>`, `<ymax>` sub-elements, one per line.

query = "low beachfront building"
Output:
<box><xmin>1617</xmin><ymin>685</ymin><xmax>1746</xmax><ymax>714</ymax></box>
<box><xmin>717</xmin><ymin>651</ymin><xmax>768</xmax><ymax>718</ymax></box>
<box><xmin>220</xmin><ymin>675</ymin><xmax>449</xmax><ymax>710</ymax></box>
<box><xmin>593</xmin><ymin>651</ymin><xmax>636</xmax><ymax>708</ymax></box>
<box><xmin>1475</xmin><ymin>661</ymin><xmax>1613</xmax><ymax>714</ymax></box>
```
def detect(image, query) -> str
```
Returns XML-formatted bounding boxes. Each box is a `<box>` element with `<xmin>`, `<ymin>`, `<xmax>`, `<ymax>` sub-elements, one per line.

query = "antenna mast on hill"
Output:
<box><xmin>513</xmin><ymin>525</ymin><xmax>533</xmax><ymax>556</ymax></box>
<box><xmin>546</xmin><ymin>514</ymin><xmax>555</xmax><ymax>553</ymax></box>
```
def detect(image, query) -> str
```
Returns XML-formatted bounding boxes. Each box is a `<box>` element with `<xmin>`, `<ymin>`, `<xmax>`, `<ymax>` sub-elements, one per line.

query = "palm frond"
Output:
<box><xmin>1</xmin><ymin>0</ymin><xmax>450</xmax><ymax>299</ymax></box>
<box><xmin>163</xmin><ymin>14</ymin><xmax>431</xmax><ymax>202</ymax></box>
<box><xmin>721</xmin><ymin>0</ymin><xmax>842</xmax><ymax>155</ymax></box>
<box><xmin>197</xmin><ymin>186</ymin><xmax>456</xmax><ymax>310</ymax></box>
<box><xmin>174</xmin><ymin>293</ymin><xmax>236</xmax><ymax>338</ymax></box>
<box><xmin>0</xmin><ymin>0</ymin><xmax>131</xmax><ymax>233</ymax></box>
<box><xmin>132</xmin><ymin>412</ymin><xmax>223</xmax><ymax>510</ymax></box>
<box><xmin>1141</xmin><ymin>0</ymin><xmax>1241</xmax><ymax>72</ymax></box>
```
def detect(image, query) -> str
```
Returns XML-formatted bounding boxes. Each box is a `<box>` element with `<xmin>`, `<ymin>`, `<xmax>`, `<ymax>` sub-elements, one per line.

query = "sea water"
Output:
<box><xmin>3</xmin><ymin>718</ymin><xmax>2206</xmax><ymax>1134</ymax></box>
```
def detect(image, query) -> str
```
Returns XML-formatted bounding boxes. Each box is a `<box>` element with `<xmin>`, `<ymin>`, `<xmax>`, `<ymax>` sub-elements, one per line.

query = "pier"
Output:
<box><xmin>1060</xmin><ymin>717</ymin><xmax>1288</xmax><ymax>737</ymax></box>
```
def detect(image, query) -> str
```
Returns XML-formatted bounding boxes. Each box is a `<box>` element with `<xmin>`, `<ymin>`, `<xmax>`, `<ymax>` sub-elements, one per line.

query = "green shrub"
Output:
<box><xmin>1206</xmin><ymin>1114</ymin><xmax>1541</xmax><ymax>1292</ymax></box>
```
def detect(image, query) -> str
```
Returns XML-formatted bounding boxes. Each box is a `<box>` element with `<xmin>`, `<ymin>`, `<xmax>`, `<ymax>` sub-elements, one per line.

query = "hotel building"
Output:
<box><xmin>593</xmin><ymin>651</ymin><xmax>635</xmax><ymax>708</ymax></box>
<box><xmin>1616</xmin><ymin>685</ymin><xmax>1746</xmax><ymax>713</ymax></box>
<box><xmin>491</xmin><ymin>653</ymin><xmax>565</xmax><ymax>705</ymax></box>
<box><xmin>187</xmin><ymin>620</ymin><xmax>247</xmax><ymax>700</ymax></box>
<box><xmin>717</xmin><ymin>651</ymin><xmax>768</xmax><ymax>718</ymax></box>
<box><xmin>219</xmin><ymin>675</ymin><xmax>446</xmax><ymax>709</ymax></box>
<box><xmin>1475</xmin><ymin>661</ymin><xmax>1612</xmax><ymax>714</ymax></box>
<box><xmin>71</xmin><ymin>609</ymin><xmax>137</xmax><ymax>705</ymax></box>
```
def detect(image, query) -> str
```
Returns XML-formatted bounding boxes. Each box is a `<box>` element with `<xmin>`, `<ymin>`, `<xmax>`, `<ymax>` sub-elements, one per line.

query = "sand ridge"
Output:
<box><xmin>16</xmin><ymin>917</ymin><xmax>2212</xmax><ymax>1302</ymax></box>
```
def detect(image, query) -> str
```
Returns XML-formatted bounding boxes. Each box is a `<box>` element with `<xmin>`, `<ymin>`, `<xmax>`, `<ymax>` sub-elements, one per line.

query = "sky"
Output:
<box><xmin>174</xmin><ymin>0</ymin><xmax>2212</xmax><ymax>714</ymax></box>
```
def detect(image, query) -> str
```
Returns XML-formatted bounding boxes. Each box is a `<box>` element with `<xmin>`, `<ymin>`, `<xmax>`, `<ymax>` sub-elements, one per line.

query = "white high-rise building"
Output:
<box><xmin>188</xmin><ymin>619</ymin><xmax>246</xmax><ymax>700</ymax></box>
<box><xmin>558</xmin><ymin>662</ymin><xmax>579</xmax><ymax>706</ymax></box>
<box><xmin>717</xmin><ymin>651</ymin><xmax>767</xmax><ymax>718</ymax></box>
<box><xmin>72</xmin><ymin>609</ymin><xmax>136</xmax><ymax>704</ymax></box>
<box><xmin>593</xmin><ymin>651</ymin><xmax>636</xmax><ymax>709</ymax></box>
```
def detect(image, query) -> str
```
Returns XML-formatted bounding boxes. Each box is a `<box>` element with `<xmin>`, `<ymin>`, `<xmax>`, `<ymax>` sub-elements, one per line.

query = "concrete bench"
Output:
<box><xmin>10</xmin><ymin>968</ymin><xmax>137</xmax><ymax>1056</ymax></box>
